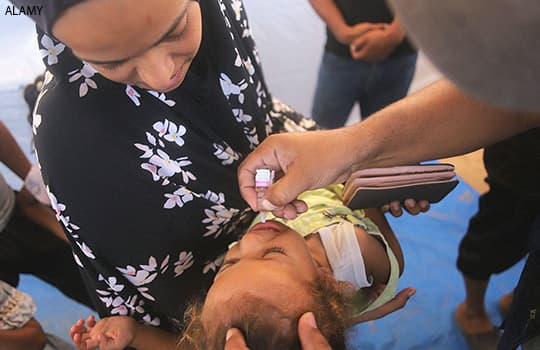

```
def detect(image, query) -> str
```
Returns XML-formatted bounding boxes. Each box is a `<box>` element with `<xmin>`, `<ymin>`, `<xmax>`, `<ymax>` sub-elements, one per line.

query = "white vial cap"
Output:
<box><xmin>255</xmin><ymin>168</ymin><xmax>274</xmax><ymax>188</ymax></box>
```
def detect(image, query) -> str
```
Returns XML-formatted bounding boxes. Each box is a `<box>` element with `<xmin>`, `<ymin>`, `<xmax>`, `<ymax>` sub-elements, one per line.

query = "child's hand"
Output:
<box><xmin>70</xmin><ymin>315</ymin><xmax>138</xmax><ymax>350</ymax></box>
<box><xmin>70</xmin><ymin>315</ymin><xmax>96</xmax><ymax>350</ymax></box>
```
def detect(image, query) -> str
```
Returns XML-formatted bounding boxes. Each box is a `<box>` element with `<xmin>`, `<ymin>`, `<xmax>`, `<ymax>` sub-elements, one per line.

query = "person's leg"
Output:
<box><xmin>358</xmin><ymin>53</ymin><xmax>417</xmax><ymax>119</ymax></box>
<box><xmin>311</xmin><ymin>51</ymin><xmax>366</xmax><ymax>129</ymax></box>
<box><xmin>498</xmin><ymin>214</ymin><xmax>540</xmax><ymax>350</ymax></box>
<box><xmin>456</xmin><ymin>181</ymin><xmax>531</xmax><ymax>336</ymax></box>
<box><xmin>456</xmin><ymin>277</ymin><xmax>494</xmax><ymax>334</ymax></box>
<box><xmin>3</xmin><ymin>209</ymin><xmax>94</xmax><ymax>309</ymax></box>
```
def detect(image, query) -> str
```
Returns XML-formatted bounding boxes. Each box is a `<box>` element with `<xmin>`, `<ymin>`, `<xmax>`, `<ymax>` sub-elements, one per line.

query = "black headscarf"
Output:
<box><xmin>11</xmin><ymin>0</ymin><xmax>84</xmax><ymax>34</ymax></box>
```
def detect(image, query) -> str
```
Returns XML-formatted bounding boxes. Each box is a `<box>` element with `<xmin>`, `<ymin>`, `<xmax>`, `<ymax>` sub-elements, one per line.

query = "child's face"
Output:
<box><xmin>201</xmin><ymin>220</ymin><xmax>320</xmax><ymax>324</ymax></box>
<box><xmin>53</xmin><ymin>0</ymin><xmax>202</xmax><ymax>93</ymax></box>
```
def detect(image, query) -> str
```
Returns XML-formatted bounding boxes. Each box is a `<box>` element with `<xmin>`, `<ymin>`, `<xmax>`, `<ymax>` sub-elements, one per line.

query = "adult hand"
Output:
<box><xmin>349</xmin><ymin>28</ymin><xmax>400</xmax><ymax>62</ymax></box>
<box><xmin>224</xmin><ymin>313</ymin><xmax>333</xmax><ymax>350</ymax></box>
<box><xmin>298</xmin><ymin>312</ymin><xmax>333</xmax><ymax>350</ymax></box>
<box><xmin>336</xmin><ymin>22</ymin><xmax>386</xmax><ymax>45</ymax></box>
<box><xmin>238</xmin><ymin>129</ymin><xmax>359</xmax><ymax>217</ymax></box>
<box><xmin>381</xmin><ymin>199</ymin><xmax>430</xmax><ymax>217</ymax></box>
<box><xmin>224</xmin><ymin>329</ymin><xmax>249</xmax><ymax>350</ymax></box>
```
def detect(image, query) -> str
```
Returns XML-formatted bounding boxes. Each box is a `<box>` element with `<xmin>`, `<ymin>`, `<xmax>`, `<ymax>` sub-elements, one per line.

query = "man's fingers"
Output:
<box><xmin>298</xmin><ymin>312</ymin><xmax>333</xmax><ymax>350</ymax></box>
<box><xmin>263</xmin><ymin>171</ymin><xmax>310</xmax><ymax>210</ymax></box>
<box><xmin>224</xmin><ymin>328</ymin><xmax>250</xmax><ymax>350</ymax></box>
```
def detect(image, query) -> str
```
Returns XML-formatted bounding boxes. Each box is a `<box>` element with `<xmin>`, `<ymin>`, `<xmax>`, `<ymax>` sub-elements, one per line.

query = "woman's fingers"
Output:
<box><xmin>224</xmin><ymin>328</ymin><xmax>250</xmax><ymax>350</ymax></box>
<box><xmin>298</xmin><ymin>312</ymin><xmax>333</xmax><ymax>350</ymax></box>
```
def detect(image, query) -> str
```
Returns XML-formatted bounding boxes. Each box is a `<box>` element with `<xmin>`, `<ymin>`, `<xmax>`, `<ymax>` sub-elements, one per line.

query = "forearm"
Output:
<box><xmin>0</xmin><ymin>319</ymin><xmax>47</xmax><ymax>350</ymax></box>
<box><xmin>0</xmin><ymin>121</ymin><xmax>31</xmax><ymax>181</ymax></box>
<box><xmin>364</xmin><ymin>208</ymin><xmax>404</xmax><ymax>274</ymax></box>
<box><xmin>350</xmin><ymin>79</ymin><xmax>540</xmax><ymax>169</ymax></box>
<box><xmin>308</xmin><ymin>0</ymin><xmax>349</xmax><ymax>43</ymax></box>
<box><xmin>132</xmin><ymin>324</ymin><xmax>178</xmax><ymax>350</ymax></box>
<box><xmin>17</xmin><ymin>190</ymin><xmax>68</xmax><ymax>243</ymax></box>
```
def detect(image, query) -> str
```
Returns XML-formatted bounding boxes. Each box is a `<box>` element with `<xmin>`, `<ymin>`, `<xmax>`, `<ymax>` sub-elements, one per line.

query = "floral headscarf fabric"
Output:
<box><xmin>32</xmin><ymin>0</ymin><xmax>316</xmax><ymax>331</ymax></box>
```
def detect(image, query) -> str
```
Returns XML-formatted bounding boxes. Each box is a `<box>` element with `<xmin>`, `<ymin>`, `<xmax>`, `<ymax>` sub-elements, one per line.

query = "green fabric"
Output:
<box><xmin>249</xmin><ymin>185</ymin><xmax>400</xmax><ymax>317</ymax></box>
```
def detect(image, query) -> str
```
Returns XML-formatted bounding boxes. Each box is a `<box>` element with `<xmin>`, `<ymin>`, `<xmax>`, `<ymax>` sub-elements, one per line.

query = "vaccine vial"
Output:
<box><xmin>255</xmin><ymin>168</ymin><xmax>275</xmax><ymax>223</ymax></box>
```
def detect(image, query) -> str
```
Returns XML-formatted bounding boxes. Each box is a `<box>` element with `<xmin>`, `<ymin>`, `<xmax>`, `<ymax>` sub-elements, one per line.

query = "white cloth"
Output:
<box><xmin>0</xmin><ymin>280</ymin><xmax>36</xmax><ymax>330</ymax></box>
<box><xmin>0</xmin><ymin>173</ymin><xmax>15</xmax><ymax>232</ymax></box>
<box><xmin>318</xmin><ymin>221</ymin><xmax>373</xmax><ymax>290</ymax></box>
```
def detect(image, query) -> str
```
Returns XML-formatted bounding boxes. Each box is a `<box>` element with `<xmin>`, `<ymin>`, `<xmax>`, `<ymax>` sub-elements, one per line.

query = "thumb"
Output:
<box><xmin>298</xmin><ymin>312</ymin><xmax>333</xmax><ymax>350</ymax></box>
<box><xmin>224</xmin><ymin>328</ymin><xmax>250</xmax><ymax>350</ymax></box>
<box><xmin>263</xmin><ymin>170</ymin><xmax>311</xmax><ymax>209</ymax></box>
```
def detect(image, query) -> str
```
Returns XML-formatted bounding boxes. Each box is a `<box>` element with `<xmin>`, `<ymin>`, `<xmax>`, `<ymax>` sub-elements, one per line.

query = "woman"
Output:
<box><xmin>13</xmin><ymin>0</ymin><xmax>316</xmax><ymax>333</ymax></box>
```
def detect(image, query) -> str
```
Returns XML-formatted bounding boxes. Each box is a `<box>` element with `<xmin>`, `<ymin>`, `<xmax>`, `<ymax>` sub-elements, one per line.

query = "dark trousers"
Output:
<box><xmin>497</xmin><ymin>214</ymin><xmax>540</xmax><ymax>349</ymax></box>
<box><xmin>457</xmin><ymin>180</ymin><xmax>535</xmax><ymax>280</ymax></box>
<box><xmin>0</xmin><ymin>207</ymin><xmax>94</xmax><ymax>310</ymax></box>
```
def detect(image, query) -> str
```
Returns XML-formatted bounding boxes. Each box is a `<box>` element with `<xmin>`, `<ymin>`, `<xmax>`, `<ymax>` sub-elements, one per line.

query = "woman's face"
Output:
<box><xmin>53</xmin><ymin>0</ymin><xmax>202</xmax><ymax>92</ymax></box>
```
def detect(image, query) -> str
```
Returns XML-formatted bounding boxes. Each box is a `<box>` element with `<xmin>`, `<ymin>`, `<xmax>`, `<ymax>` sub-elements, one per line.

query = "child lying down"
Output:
<box><xmin>70</xmin><ymin>185</ymin><xmax>411</xmax><ymax>350</ymax></box>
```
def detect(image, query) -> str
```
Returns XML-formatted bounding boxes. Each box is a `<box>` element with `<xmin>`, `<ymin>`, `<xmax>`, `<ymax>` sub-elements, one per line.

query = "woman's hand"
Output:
<box><xmin>224</xmin><ymin>312</ymin><xmax>333</xmax><ymax>350</ymax></box>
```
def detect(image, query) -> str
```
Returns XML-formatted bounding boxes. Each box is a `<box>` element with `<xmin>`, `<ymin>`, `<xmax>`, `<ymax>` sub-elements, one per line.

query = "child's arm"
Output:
<box><xmin>363</xmin><ymin>208</ymin><xmax>404</xmax><ymax>275</ymax></box>
<box><xmin>0</xmin><ymin>318</ymin><xmax>47</xmax><ymax>350</ymax></box>
<box><xmin>70</xmin><ymin>315</ymin><xmax>177</xmax><ymax>350</ymax></box>
<box><xmin>349</xmin><ymin>287</ymin><xmax>416</xmax><ymax>325</ymax></box>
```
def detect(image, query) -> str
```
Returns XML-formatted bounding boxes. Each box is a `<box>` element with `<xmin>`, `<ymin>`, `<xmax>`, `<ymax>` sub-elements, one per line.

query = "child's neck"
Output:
<box><xmin>305</xmin><ymin>232</ymin><xmax>332</xmax><ymax>271</ymax></box>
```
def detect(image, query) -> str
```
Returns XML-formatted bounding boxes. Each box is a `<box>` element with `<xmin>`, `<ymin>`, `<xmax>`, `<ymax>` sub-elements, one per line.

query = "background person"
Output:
<box><xmin>309</xmin><ymin>0</ymin><xmax>417</xmax><ymax>128</ymax></box>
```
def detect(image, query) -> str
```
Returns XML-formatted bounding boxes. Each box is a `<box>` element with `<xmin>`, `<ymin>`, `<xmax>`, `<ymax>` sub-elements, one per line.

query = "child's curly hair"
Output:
<box><xmin>177</xmin><ymin>272</ymin><xmax>350</xmax><ymax>350</ymax></box>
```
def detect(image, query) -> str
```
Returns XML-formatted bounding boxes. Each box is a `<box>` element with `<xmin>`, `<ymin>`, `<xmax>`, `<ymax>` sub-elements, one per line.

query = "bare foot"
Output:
<box><xmin>499</xmin><ymin>291</ymin><xmax>513</xmax><ymax>317</ymax></box>
<box><xmin>455</xmin><ymin>302</ymin><xmax>495</xmax><ymax>335</ymax></box>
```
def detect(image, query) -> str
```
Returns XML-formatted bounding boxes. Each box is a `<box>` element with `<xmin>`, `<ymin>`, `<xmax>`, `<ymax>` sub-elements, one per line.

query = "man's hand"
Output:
<box><xmin>238</xmin><ymin>129</ymin><xmax>359</xmax><ymax>217</ymax></box>
<box><xmin>335</xmin><ymin>22</ymin><xmax>386</xmax><ymax>45</ymax></box>
<box><xmin>224</xmin><ymin>312</ymin><xmax>333</xmax><ymax>350</ymax></box>
<box><xmin>350</xmin><ymin>28</ymin><xmax>401</xmax><ymax>62</ymax></box>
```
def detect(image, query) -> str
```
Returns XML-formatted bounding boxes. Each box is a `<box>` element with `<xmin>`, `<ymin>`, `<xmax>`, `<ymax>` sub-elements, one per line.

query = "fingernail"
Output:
<box><xmin>408</xmin><ymin>289</ymin><xmax>416</xmax><ymax>298</ymax></box>
<box><xmin>304</xmin><ymin>312</ymin><xmax>318</xmax><ymax>329</ymax></box>
<box><xmin>405</xmin><ymin>199</ymin><xmax>415</xmax><ymax>207</ymax></box>
<box><xmin>284</xmin><ymin>212</ymin><xmax>296</xmax><ymax>220</ymax></box>
<box><xmin>420</xmin><ymin>201</ymin><xmax>429</xmax><ymax>210</ymax></box>
<box><xmin>261</xmin><ymin>199</ymin><xmax>281</xmax><ymax>211</ymax></box>
<box><xmin>226</xmin><ymin>329</ymin><xmax>234</xmax><ymax>341</ymax></box>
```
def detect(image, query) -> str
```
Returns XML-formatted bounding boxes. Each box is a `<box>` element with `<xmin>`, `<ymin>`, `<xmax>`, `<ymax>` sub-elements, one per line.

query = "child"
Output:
<box><xmin>70</xmin><ymin>184</ymin><xmax>408</xmax><ymax>350</ymax></box>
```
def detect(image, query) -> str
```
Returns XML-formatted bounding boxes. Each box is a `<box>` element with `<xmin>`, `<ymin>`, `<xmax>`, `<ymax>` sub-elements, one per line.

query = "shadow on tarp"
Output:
<box><xmin>347</xmin><ymin>178</ymin><xmax>525</xmax><ymax>349</ymax></box>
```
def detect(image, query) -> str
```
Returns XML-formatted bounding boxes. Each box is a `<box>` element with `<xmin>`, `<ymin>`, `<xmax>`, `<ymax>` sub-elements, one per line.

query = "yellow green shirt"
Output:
<box><xmin>249</xmin><ymin>185</ymin><xmax>400</xmax><ymax>316</ymax></box>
